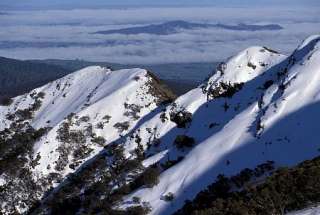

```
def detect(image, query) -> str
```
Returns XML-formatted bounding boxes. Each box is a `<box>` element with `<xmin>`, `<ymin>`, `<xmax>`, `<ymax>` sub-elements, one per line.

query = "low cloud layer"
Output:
<box><xmin>0</xmin><ymin>7</ymin><xmax>319</xmax><ymax>64</ymax></box>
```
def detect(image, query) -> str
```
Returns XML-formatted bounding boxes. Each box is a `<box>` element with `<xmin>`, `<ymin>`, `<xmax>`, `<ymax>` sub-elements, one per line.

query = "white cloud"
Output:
<box><xmin>0</xmin><ymin>7</ymin><xmax>319</xmax><ymax>64</ymax></box>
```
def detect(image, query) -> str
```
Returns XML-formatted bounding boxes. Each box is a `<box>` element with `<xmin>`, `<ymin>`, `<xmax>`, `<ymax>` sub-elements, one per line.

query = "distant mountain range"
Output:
<box><xmin>0</xmin><ymin>57</ymin><xmax>216</xmax><ymax>99</ymax></box>
<box><xmin>0</xmin><ymin>57</ymin><xmax>70</xmax><ymax>99</ymax></box>
<box><xmin>95</xmin><ymin>20</ymin><xmax>283</xmax><ymax>35</ymax></box>
<box><xmin>31</xmin><ymin>59</ymin><xmax>216</xmax><ymax>82</ymax></box>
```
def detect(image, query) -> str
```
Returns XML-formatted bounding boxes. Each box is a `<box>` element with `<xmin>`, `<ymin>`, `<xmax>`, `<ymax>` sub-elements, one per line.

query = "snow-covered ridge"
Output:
<box><xmin>1</xmin><ymin>66</ymin><xmax>111</xmax><ymax>130</ymax></box>
<box><xmin>31</xmin><ymin>67</ymin><xmax>164</xmax><ymax>175</ymax></box>
<box><xmin>207</xmin><ymin>46</ymin><xmax>285</xmax><ymax>84</ymax></box>
<box><xmin>0</xmin><ymin>66</ymin><xmax>176</xmax><ymax>213</ymax></box>
<box><xmin>117</xmin><ymin>35</ymin><xmax>320</xmax><ymax>214</ymax></box>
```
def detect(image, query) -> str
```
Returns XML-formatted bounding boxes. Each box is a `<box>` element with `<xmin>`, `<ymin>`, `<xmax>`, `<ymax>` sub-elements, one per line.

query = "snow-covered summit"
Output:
<box><xmin>207</xmin><ymin>46</ymin><xmax>285</xmax><ymax>84</ymax></box>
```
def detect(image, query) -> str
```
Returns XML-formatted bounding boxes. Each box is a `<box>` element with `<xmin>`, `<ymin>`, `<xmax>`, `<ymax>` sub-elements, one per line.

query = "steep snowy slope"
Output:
<box><xmin>121</xmin><ymin>45</ymin><xmax>286</xmax><ymax>155</ymax></box>
<box><xmin>0</xmin><ymin>66</ymin><xmax>175</xmax><ymax>213</ymax></box>
<box><xmin>117</xmin><ymin>35</ymin><xmax>320</xmax><ymax>214</ymax></box>
<box><xmin>31</xmin><ymin>67</ymin><xmax>174</xmax><ymax>177</ymax></box>
<box><xmin>288</xmin><ymin>205</ymin><xmax>320</xmax><ymax>215</ymax></box>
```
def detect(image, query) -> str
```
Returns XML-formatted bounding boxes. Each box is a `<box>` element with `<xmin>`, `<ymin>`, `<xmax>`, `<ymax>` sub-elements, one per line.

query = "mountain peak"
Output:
<box><xmin>202</xmin><ymin>46</ymin><xmax>286</xmax><ymax>98</ymax></box>
<box><xmin>218</xmin><ymin>46</ymin><xmax>284</xmax><ymax>82</ymax></box>
<box><xmin>65</xmin><ymin>65</ymin><xmax>110</xmax><ymax>78</ymax></box>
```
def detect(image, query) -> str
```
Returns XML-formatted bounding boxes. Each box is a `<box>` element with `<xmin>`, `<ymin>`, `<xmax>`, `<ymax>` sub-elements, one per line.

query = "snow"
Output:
<box><xmin>0</xmin><ymin>177</ymin><xmax>5</xmax><ymax>186</ymax></box>
<box><xmin>124</xmin><ymin>105</ymin><xmax>258</xmax><ymax>214</ymax></box>
<box><xmin>210</xmin><ymin>46</ymin><xmax>285</xmax><ymax>84</ymax></box>
<box><xmin>31</xmin><ymin>67</ymin><xmax>162</xmax><ymax>177</ymax></box>
<box><xmin>142</xmin><ymin>150</ymin><xmax>169</xmax><ymax>167</ymax></box>
<box><xmin>288</xmin><ymin>205</ymin><xmax>320</xmax><ymax>215</ymax></box>
<box><xmin>119</xmin><ymin>35</ymin><xmax>320</xmax><ymax>214</ymax></box>
<box><xmin>0</xmin><ymin>66</ymin><xmax>166</xmax><ymax>192</ymax></box>
<box><xmin>261</xmin><ymin>35</ymin><xmax>320</xmax><ymax>132</ymax></box>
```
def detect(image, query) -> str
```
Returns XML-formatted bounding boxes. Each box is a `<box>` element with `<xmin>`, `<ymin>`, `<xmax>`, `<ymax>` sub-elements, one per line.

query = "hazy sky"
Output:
<box><xmin>1</xmin><ymin>0</ymin><xmax>320</xmax><ymax>9</ymax></box>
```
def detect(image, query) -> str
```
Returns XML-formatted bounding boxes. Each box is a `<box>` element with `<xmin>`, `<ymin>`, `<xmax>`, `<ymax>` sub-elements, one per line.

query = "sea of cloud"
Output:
<box><xmin>0</xmin><ymin>7</ymin><xmax>319</xmax><ymax>64</ymax></box>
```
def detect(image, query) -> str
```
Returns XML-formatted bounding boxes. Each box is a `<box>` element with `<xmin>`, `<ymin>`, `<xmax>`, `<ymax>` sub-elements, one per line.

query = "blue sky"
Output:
<box><xmin>1</xmin><ymin>0</ymin><xmax>320</xmax><ymax>9</ymax></box>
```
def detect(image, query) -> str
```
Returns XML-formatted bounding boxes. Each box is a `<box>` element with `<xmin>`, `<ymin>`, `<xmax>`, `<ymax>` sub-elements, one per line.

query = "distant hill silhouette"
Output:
<box><xmin>95</xmin><ymin>20</ymin><xmax>283</xmax><ymax>35</ymax></box>
<box><xmin>0</xmin><ymin>57</ymin><xmax>71</xmax><ymax>99</ymax></box>
<box><xmin>1</xmin><ymin>57</ymin><xmax>216</xmax><ymax>99</ymax></box>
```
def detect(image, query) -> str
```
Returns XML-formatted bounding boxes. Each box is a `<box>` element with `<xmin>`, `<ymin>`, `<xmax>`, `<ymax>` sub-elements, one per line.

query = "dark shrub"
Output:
<box><xmin>209</xmin><ymin>123</ymin><xmax>219</xmax><ymax>129</ymax></box>
<box><xmin>133</xmin><ymin>76</ymin><xmax>140</xmax><ymax>81</ymax></box>
<box><xmin>69</xmin><ymin>131</ymin><xmax>86</xmax><ymax>144</ymax></box>
<box><xmin>132</xmin><ymin>196</ymin><xmax>141</xmax><ymax>204</ymax></box>
<box><xmin>124</xmin><ymin>103</ymin><xmax>142</xmax><ymax>120</ymax></box>
<box><xmin>170</xmin><ymin>110</ymin><xmax>192</xmax><ymax>128</ymax></box>
<box><xmin>174</xmin><ymin>135</ymin><xmax>195</xmax><ymax>149</ymax></box>
<box><xmin>96</xmin><ymin>122</ymin><xmax>104</xmax><ymax>129</ymax></box>
<box><xmin>223</xmin><ymin>102</ymin><xmax>229</xmax><ymax>112</ymax></box>
<box><xmin>220</xmin><ymin>82</ymin><xmax>244</xmax><ymax>98</ymax></box>
<box><xmin>206</xmin><ymin>82</ymin><xmax>244</xmax><ymax>99</ymax></box>
<box><xmin>102</xmin><ymin>115</ymin><xmax>111</xmax><ymax>122</ymax></box>
<box><xmin>217</xmin><ymin>62</ymin><xmax>227</xmax><ymax>74</ymax></box>
<box><xmin>141</xmin><ymin>166</ymin><xmax>161</xmax><ymax>188</ymax></box>
<box><xmin>263</xmin><ymin>46</ymin><xmax>279</xmax><ymax>54</ymax></box>
<box><xmin>37</xmin><ymin>92</ymin><xmax>45</xmax><ymax>99</ymax></box>
<box><xmin>114</xmin><ymin>121</ymin><xmax>130</xmax><ymax>132</ymax></box>
<box><xmin>31</xmin><ymin>99</ymin><xmax>42</xmax><ymax>111</ymax></box>
<box><xmin>163</xmin><ymin>192</ymin><xmax>174</xmax><ymax>201</ymax></box>
<box><xmin>91</xmin><ymin>136</ymin><xmax>106</xmax><ymax>146</ymax></box>
<box><xmin>16</xmin><ymin>109</ymin><xmax>33</xmax><ymax>120</ymax></box>
<box><xmin>260</xmin><ymin>62</ymin><xmax>267</xmax><ymax>67</ymax></box>
<box><xmin>50</xmin><ymin>197</ymin><xmax>81</xmax><ymax>215</ymax></box>
<box><xmin>161</xmin><ymin>156</ymin><xmax>184</xmax><ymax>170</ymax></box>
<box><xmin>174</xmin><ymin>158</ymin><xmax>320</xmax><ymax>215</ymax></box>
<box><xmin>247</xmin><ymin>62</ymin><xmax>257</xmax><ymax>70</ymax></box>
<box><xmin>123</xmin><ymin>159</ymin><xmax>141</xmax><ymax>172</ymax></box>
<box><xmin>152</xmin><ymin>138</ymin><xmax>161</xmax><ymax>147</ymax></box>
<box><xmin>263</xmin><ymin>80</ymin><xmax>274</xmax><ymax>89</ymax></box>
<box><xmin>126</xmin><ymin>205</ymin><xmax>150</xmax><ymax>215</ymax></box>
<box><xmin>79</xmin><ymin>115</ymin><xmax>90</xmax><ymax>123</ymax></box>
<box><xmin>160</xmin><ymin>112</ymin><xmax>167</xmax><ymax>123</ymax></box>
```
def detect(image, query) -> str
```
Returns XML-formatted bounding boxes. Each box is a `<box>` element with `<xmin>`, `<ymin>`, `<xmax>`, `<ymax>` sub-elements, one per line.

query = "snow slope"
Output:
<box><xmin>119</xmin><ymin>35</ymin><xmax>320</xmax><ymax>214</ymax></box>
<box><xmin>0</xmin><ymin>66</ymin><xmax>175</xmax><ymax>213</ymax></box>
<box><xmin>31</xmin><ymin>66</ymin><xmax>166</xmax><ymax>177</ymax></box>
<box><xmin>288</xmin><ymin>205</ymin><xmax>320</xmax><ymax>215</ymax></box>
